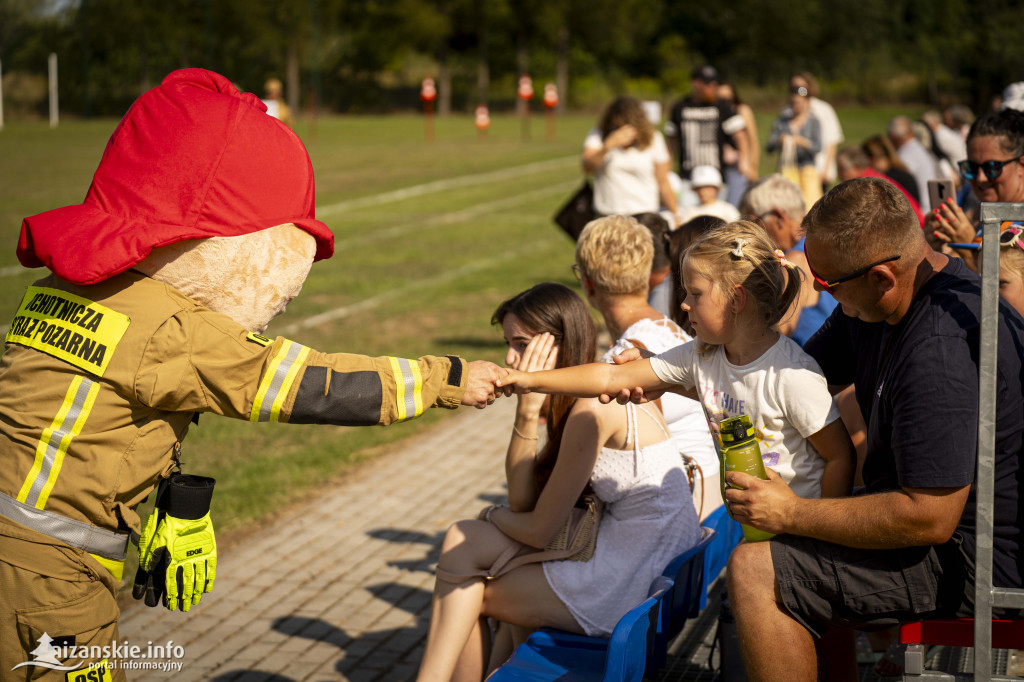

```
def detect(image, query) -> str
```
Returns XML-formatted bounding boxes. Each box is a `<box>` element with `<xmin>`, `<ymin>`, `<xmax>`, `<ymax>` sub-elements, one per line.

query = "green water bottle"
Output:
<box><xmin>719</xmin><ymin>415</ymin><xmax>775</xmax><ymax>542</ymax></box>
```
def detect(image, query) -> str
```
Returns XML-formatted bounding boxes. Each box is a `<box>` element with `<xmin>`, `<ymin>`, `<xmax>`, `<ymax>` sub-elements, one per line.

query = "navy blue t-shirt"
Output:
<box><xmin>805</xmin><ymin>257</ymin><xmax>1024</xmax><ymax>588</ymax></box>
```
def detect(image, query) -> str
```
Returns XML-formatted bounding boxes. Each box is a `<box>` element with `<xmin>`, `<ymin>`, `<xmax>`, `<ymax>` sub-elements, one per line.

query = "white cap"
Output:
<box><xmin>690</xmin><ymin>165</ymin><xmax>723</xmax><ymax>188</ymax></box>
<box><xmin>1002</xmin><ymin>82</ymin><xmax>1024</xmax><ymax>112</ymax></box>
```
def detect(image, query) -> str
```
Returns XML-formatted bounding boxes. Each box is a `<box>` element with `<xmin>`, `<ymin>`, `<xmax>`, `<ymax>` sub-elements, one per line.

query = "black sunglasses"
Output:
<box><xmin>958</xmin><ymin>157</ymin><xmax>1022</xmax><ymax>181</ymax></box>
<box><xmin>807</xmin><ymin>254</ymin><xmax>901</xmax><ymax>289</ymax></box>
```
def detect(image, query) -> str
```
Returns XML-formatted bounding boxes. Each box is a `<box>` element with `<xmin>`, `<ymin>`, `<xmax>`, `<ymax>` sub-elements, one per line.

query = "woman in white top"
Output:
<box><xmin>582</xmin><ymin>96</ymin><xmax>679</xmax><ymax>219</ymax></box>
<box><xmin>416</xmin><ymin>283</ymin><xmax>699</xmax><ymax>681</ymax></box>
<box><xmin>575</xmin><ymin>215</ymin><xmax>721</xmax><ymax>518</ymax></box>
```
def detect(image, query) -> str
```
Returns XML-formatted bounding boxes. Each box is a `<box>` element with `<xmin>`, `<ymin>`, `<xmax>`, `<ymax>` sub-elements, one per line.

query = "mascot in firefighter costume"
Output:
<box><xmin>0</xmin><ymin>69</ymin><xmax>504</xmax><ymax>680</ymax></box>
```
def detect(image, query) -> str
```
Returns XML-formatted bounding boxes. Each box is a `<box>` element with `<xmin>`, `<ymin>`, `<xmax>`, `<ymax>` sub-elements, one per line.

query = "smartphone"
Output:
<box><xmin>928</xmin><ymin>178</ymin><xmax>955</xmax><ymax>210</ymax></box>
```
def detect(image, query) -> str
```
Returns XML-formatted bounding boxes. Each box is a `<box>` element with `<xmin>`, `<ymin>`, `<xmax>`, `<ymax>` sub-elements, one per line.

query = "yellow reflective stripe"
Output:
<box><xmin>88</xmin><ymin>553</ymin><xmax>125</xmax><ymax>581</ymax></box>
<box><xmin>388</xmin><ymin>357</ymin><xmax>424</xmax><ymax>422</ymax></box>
<box><xmin>388</xmin><ymin>357</ymin><xmax>407</xmax><ymax>422</ymax></box>
<box><xmin>250</xmin><ymin>340</ymin><xmax>310</xmax><ymax>423</ymax></box>
<box><xmin>17</xmin><ymin>377</ymin><xmax>100</xmax><ymax>509</ymax></box>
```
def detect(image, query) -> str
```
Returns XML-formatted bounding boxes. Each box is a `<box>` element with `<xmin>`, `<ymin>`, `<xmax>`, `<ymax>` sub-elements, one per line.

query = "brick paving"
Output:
<box><xmin>119</xmin><ymin>400</ymin><xmax>514</xmax><ymax>681</ymax></box>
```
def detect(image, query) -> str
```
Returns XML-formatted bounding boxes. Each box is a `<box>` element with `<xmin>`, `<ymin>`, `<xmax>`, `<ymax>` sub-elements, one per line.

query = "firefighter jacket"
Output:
<box><xmin>0</xmin><ymin>271</ymin><xmax>469</xmax><ymax>574</ymax></box>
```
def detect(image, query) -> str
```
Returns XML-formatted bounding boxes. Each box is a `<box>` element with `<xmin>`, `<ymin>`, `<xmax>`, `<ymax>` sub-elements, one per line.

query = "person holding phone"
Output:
<box><xmin>928</xmin><ymin>108</ymin><xmax>1024</xmax><ymax>271</ymax></box>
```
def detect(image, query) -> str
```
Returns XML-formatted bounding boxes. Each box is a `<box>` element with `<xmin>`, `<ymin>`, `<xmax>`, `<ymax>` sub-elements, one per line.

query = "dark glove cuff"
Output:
<box><xmin>165</xmin><ymin>474</ymin><xmax>216</xmax><ymax>520</ymax></box>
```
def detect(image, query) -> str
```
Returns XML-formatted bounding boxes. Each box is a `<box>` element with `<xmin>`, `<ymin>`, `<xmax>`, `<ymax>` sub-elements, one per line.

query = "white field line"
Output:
<box><xmin>0</xmin><ymin>156</ymin><xmax>578</xmax><ymax>280</ymax></box>
<box><xmin>3</xmin><ymin>157</ymin><xmax>574</xmax><ymax>337</ymax></box>
<box><xmin>333</xmin><ymin>180</ymin><xmax>577</xmax><ymax>249</ymax></box>
<box><xmin>315</xmin><ymin>156</ymin><xmax>577</xmax><ymax>217</ymax></box>
<box><xmin>277</xmin><ymin>237</ymin><xmax>557</xmax><ymax>336</ymax></box>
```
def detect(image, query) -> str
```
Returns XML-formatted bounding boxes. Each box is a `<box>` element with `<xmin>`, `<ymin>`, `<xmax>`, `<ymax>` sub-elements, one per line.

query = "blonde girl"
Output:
<box><xmin>996</xmin><ymin>224</ymin><xmax>1024</xmax><ymax>317</ymax></box>
<box><xmin>498</xmin><ymin>220</ymin><xmax>856</xmax><ymax>501</ymax></box>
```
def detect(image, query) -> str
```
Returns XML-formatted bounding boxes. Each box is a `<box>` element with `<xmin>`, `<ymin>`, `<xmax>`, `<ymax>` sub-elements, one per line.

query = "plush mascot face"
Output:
<box><xmin>136</xmin><ymin>224</ymin><xmax>316</xmax><ymax>332</ymax></box>
<box><xmin>18</xmin><ymin>69</ymin><xmax>334</xmax><ymax>331</ymax></box>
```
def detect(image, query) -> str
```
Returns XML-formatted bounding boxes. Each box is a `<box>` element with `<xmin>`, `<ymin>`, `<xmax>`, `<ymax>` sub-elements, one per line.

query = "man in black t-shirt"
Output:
<box><xmin>664</xmin><ymin>65</ymin><xmax>751</xmax><ymax>184</ymax></box>
<box><xmin>723</xmin><ymin>177</ymin><xmax>1024</xmax><ymax>682</ymax></box>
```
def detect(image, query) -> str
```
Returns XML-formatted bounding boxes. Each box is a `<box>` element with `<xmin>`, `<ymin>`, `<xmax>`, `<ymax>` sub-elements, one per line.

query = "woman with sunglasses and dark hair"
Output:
<box><xmin>928</xmin><ymin>108</ymin><xmax>1024</xmax><ymax>270</ymax></box>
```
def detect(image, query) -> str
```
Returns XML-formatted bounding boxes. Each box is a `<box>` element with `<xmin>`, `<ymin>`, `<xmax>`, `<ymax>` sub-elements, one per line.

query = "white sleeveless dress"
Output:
<box><xmin>542</xmin><ymin>403</ymin><xmax>701</xmax><ymax>636</ymax></box>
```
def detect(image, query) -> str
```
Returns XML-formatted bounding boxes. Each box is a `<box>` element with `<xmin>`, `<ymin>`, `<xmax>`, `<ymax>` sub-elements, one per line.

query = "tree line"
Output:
<box><xmin>1</xmin><ymin>0</ymin><xmax>1021</xmax><ymax>119</ymax></box>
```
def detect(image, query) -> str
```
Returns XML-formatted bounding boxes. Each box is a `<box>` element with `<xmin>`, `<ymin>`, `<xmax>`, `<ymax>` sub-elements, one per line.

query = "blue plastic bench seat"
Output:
<box><xmin>485</xmin><ymin>576</ymin><xmax>673</xmax><ymax>682</ymax></box>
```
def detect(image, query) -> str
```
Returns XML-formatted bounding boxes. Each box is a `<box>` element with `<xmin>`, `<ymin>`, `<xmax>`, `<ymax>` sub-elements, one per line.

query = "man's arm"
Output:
<box><xmin>725</xmin><ymin>468</ymin><xmax>970</xmax><ymax>548</ymax></box>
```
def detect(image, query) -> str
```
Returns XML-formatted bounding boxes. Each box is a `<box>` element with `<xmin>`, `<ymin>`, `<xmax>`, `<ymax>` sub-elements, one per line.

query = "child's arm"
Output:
<box><xmin>497</xmin><ymin>358</ymin><xmax>673</xmax><ymax>400</ymax></box>
<box><xmin>808</xmin><ymin>418</ymin><xmax>857</xmax><ymax>498</ymax></box>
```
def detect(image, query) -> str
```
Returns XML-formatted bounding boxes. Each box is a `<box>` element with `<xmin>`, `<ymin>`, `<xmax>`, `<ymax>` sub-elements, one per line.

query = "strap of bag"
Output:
<box><xmin>433</xmin><ymin>535</ymin><xmax>586</xmax><ymax>584</ymax></box>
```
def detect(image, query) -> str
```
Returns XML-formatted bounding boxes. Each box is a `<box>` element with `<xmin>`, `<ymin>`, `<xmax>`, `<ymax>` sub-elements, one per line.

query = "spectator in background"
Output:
<box><xmin>582</xmin><ymin>97</ymin><xmax>679</xmax><ymax>219</ymax></box>
<box><xmin>677</xmin><ymin>165</ymin><xmax>741</xmax><ymax>224</ymax></box>
<box><xmin>1001</xmin><ymin>82</ymin><xmax>1024</xmax><ymax>112</ymax></box>
<box><xmin>945</xmin><ymin>104</ymin><xmax>975</xmax><ymax>140</ymax></box>
<box><xmin>631</xmin><ymin>212</ymin><xmax>675</xmax><ymax>318</ymax></box>
<box><xmin>664</xmin><ymin>65</ymin><xmax>753</xmax><ymax>210</ymax></box>
<box><xmin>888</xmin><ymin>115</ymin><xmax>943</xmax><ymax>210</ymax></box>
<box><xmin>837</xmin><ymin>146</ymin><xmax>924</xmax><ymax>226</ymax></box>
<box><xmin>575</xmin><ymin>216</ymin><xmax>721</xmax><ymax>518</ymax></box>
<box><xmin>739</xmin><ymin>174</ymin><xmax>836</xmax><ymax>345</ymax></box>
<box><xmin>791</xmin><ymin>72</ymin><xmax>845</xmax><ymax>192</ymax></box>
<box><xmin>982</xmin><ymin>223</ymin><xmax>1024</xmax><ymax>318</ymax></box>
<box><xmin>718</xmin><ymin>81</ymin><xmax>761</xmax><ymax>206</ymax></box>
<box><xmin>929</xmin><ymin>109</ymin><xmax>1024</xmax><ymax>273</ymax></box>
<box><xmin>261</xmin><ymin>77</ymin><xmax>293</xmax><ymax>127</ymax></box>
<box><xmin>922</xmin><ymin>109</ymin><xmax>967</xmax><ymax>167</ymax></box>
<box><xmin>767</xmin><ymin>83</ymin><xmax>822</xmax><ymax>208</ymax></box>
<box><xmin>863</xmin><ymin>134</ymin><xmax>921</xmax><ymax>203</ymax></box>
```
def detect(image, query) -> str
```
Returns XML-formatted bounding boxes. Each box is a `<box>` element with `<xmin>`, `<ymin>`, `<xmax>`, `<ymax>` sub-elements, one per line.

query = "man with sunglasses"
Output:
<box><xmin>724</xmin><ymin>177</ymin><xmax>1024</xmax><ymax>682</ymax></box>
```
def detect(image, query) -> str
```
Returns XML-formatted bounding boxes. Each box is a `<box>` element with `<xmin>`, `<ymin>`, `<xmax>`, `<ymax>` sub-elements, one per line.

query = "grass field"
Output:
<box><xmin>0</xmin><ymin>104</ymin><xmax>921</xmax><ymax>543</ymax></box>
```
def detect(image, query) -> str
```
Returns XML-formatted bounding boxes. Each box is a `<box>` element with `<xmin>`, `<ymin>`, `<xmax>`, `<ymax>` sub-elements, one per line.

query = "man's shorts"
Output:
<box><xmin>770</xmin><ymin>533</ymin><xmax>973</xmax><ymax>638</ymax></box>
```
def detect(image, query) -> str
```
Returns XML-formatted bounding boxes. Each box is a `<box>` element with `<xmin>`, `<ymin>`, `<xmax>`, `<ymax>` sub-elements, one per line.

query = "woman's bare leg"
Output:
<box><xmin>417</xmin><ymin>520</ymin><xmax>585</xmax><ymax>682</ymax></box>
<box><xmin>417</xmin><ymin>520</ymin><xmax>523</xmax><ymax>682</ymax></box>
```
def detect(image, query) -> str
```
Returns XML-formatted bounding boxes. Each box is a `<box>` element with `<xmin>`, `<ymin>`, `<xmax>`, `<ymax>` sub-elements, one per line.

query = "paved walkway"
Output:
<box><xmin>119</xmin><ymin>400</ymin><xmax>516</xmax><ymax>681</ymax></box>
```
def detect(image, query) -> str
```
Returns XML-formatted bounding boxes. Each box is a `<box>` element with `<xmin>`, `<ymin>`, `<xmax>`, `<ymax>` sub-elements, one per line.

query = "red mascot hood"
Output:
<box><xmin>18</xmin><ymin>68</ymin><xmax>334</xmax><ymax>285</ymax></box>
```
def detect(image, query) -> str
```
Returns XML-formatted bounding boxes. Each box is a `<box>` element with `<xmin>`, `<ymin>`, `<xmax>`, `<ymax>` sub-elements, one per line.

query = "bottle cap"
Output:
<box><xmin>719</xmin><ymin>415</ymin><xmax>754</xmax><ymax>443</ymax></box>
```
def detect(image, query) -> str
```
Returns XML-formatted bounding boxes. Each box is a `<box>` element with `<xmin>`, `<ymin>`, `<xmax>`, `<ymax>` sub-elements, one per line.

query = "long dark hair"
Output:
<box><xmin>598</xmin><ymin>96</ymin><xmax>654</xmax><ymax>150</ymax></box>
<box><xmin>492</xmin><ymin>282</ymin><xmax>597</xmax><ymax>490</ymax></box>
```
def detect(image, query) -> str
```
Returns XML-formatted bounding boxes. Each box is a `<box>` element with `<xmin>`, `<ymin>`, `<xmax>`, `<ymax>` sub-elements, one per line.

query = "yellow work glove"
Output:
<box><xmin>132</xmin><ymin>474</ymin><xmax>217</xmax><ymax>612</ymax></box>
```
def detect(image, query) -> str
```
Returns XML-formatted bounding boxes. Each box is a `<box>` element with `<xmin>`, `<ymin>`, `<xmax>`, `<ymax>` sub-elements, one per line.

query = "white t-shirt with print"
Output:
<box><xmin>649</xmin><ymin>334</ymin><xmax>840</xmax><ymax>498</ymax></box>
<box><xmin>584</xmin><ymin>128</ymin><xmax>670</xmax><ymax>215</ymax></box>
<box><xmin>604</xmin><ymin>317</ymin><xmax>718</xmax><ymax>476</ymax></box>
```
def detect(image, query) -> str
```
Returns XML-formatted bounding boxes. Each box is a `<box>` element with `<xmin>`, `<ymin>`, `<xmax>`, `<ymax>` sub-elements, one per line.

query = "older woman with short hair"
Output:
<box><xmin>575</xmin><ymin>215</ymin><xmax>721</xmax><ymax>518</ymax></box>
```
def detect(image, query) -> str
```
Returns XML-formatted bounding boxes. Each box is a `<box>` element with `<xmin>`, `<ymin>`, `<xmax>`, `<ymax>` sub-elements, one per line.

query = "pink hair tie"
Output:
<box><xmin>774</xmin><ymin>249</ymin><xmax>794</xmax><ymax>268</ymax></box>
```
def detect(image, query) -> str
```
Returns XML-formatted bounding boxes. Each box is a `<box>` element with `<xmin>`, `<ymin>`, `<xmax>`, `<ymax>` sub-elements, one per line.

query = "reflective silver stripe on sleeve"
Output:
<box><xmin>253</xmin><ymin>340</ymin><xmax>306</xmax><ymax>423</ymax></box>
<box><xmin>22</xmin><ymin>377</ymin><xmax>97</xmax><ymax>508</ymax></box>
<box><xmin>0</xmin><ymin>491</ymin><xmax>129</xmax><ymax>560</ymax></box>
<box><xmin>394</xmin><ymin>357</ymin><xmax>423</xmax><ymax>422</ymax></box>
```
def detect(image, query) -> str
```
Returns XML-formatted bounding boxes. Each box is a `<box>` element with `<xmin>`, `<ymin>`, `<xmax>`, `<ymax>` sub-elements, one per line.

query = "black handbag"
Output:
<box><xmin>553</xmin><ymin>181</ymin><xmax>595</xmax><ymax>241</ymax></box>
